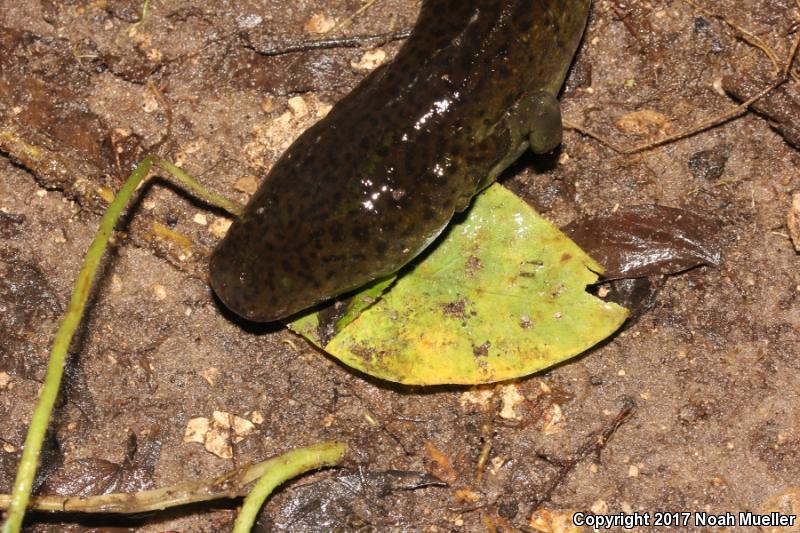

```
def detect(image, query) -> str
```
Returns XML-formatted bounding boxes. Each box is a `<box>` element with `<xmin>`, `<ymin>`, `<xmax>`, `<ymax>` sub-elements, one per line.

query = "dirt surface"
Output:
<box><xmin>1</xmin><ymin>0</ymin><xmax>799</xmax><ymax>531</ymax></box>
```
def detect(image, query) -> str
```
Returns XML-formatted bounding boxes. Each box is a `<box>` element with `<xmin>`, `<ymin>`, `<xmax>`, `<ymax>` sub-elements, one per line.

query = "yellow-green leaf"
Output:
<box><xmin>289</xmin><ymin>184</ymin><xmax>628</xmax><ymax>385</ymax></box>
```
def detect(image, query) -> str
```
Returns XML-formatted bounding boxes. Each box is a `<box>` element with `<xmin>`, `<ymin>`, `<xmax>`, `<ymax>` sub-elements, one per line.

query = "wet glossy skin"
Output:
<box><xmin>210</xmin><ymin>0</ymin><xmax>592</xmax><ymax>321</ymax></box>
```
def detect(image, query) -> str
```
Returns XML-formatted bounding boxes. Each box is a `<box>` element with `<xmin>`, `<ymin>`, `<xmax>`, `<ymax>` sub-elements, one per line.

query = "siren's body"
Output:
<box><xmin>210</xmin><ymin>0</ymin><xmax>591</xmax><ymax>321</ymax></box>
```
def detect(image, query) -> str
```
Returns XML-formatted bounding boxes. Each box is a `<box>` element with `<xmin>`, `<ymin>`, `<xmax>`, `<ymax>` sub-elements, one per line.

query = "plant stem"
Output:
<box><xmin>156</xmin><ymin>159</ymin><xmax>244</xmax><ymax>216</ymax></box>
<box><xmin>0</xmin><ymin>441</ymin><xmax>346</xmax><ymax>516</ymax></box>
<box><xmin>232</xmin><ymin>441</ymin><xmax>347</xmax><ymax>533</ymax></box>
<box><xmin>2</xmin><ymin>156</ymin><xmax>153</xmax><ymax>533</ymax></box>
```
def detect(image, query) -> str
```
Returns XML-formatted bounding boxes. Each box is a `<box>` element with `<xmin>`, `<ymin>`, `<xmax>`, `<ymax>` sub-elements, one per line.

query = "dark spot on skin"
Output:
<box><xmin>519</xmin><ymin>315</ymin><xmax>532</xmax><ymax>329</ymax></box>
<box><xmin>329</xmin><ymin>223</ymin><xmax>345</xmax><ymax>243</ymax></box>
<box><xmin>351</xmin><ymin>227</ymin><xmax>369</xmax><ymax>241</ymax></box>
<box><xmin>560</xmin><ymin>252</ymin><xmax>572</xmax><ymax>263</ymax></box>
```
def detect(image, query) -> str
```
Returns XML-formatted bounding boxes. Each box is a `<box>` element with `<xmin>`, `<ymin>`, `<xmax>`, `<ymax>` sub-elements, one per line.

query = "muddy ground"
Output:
<box><xmin>1</xmin><ymin>0</ymin><xmax>799</xmax><ymax>531</ymax></box>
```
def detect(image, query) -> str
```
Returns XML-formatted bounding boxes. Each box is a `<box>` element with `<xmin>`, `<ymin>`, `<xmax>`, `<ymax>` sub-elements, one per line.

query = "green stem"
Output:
<box><xmin>0</xmin><ymin>441</ymin><xmax>346</xmax><ymax>516</ymax></box>
<box><xmin>2</xmin><ymin>156</ymin><xmax>153</xmax><ymax>533</ymax></box>
<box><xmin>156</xmin><ymin>159</ymin><xmax>244</xmax><ymax>217</ymax></box>
<box><xmin>232</xmin><ymin>441</ymin><xmax>347</xmax><ymax>533</ymax></box>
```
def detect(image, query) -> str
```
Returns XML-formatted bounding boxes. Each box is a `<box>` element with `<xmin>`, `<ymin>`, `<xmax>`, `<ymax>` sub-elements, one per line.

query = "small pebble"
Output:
<box><xmin>542</xmin><ymin>403</ymin><xmax>564</xmax><ymax>434</ymax></box>
<box><xmin>183</xmin><ymin>417</ymin><xmax>209</xmax><ymax>444</ymax></box>
<box><xmin>288</xmin><ymin>96</ymin><xmax>308</xmax><ymax>118</ymax></box>
<box><xmin>591</xmin><ymin>499</ymin><xmax>609</xmax><ymax>514</ymax></box>
<box><xmin>209</xmin><ymin>217</ymin><xmax>233</xmax><ymax>238</ymax></box>
<box><xmin>305</xmin><ymin>12</ymin><xmax>336</xmax><ymax>34</ymax></box>
<box><xmin>234</xmin><ymin>175</ymin><xmax>259</xmax><ymax>195</ymax></box>
<box><xmin>143</xmin><ymin>93</ymin><xmax>158</xmax><ymax>113</ymax></box>
<box><xmin>199</xmin><ymin>367</ymin><xmax>219</xmax><ymax>386</ymax></box>
<box><xmin>351</xmin><ymin>49</ymin><xmax>387</xmax><ymax>71</ymax></box>
<box><xmin>688</xmin><ymin>146</ymin><xmax>729</xmax><ymax>181</ymax></box>
<box><xmin>499</xmin><ymin>384</ymin><xmax>525</xmax><ymax>420</ymax></box>
<box><xmin>153</xmin><ymin>284</ymin><xmax>167</xmax><ymax>300</ymax></box>
<box><xmin>489</xmin><ymin>456</ymin><xmax>506</xmax><ymax>475</ymax></box>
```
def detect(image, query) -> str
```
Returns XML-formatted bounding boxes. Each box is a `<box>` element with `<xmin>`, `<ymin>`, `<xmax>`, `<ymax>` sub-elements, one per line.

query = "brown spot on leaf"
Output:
<box><xmin>472</xmin><ymin>341</ymin><xmax>490</xmax><ymax>358</ymax></box>
<box><xmin>465</xmin><ymin>255</ymin><xmax>483</xmax><ymax>277</ymax></box>
<box><xmin>441</xmin><ymin>298</ymin><xmax>469</xmax><ymax>320</ymax></box>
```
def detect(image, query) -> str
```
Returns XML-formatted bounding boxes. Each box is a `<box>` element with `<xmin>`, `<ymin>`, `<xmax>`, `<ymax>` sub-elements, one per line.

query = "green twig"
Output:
<box><xmin>2</xmin><ymin>156</ymin><xmax>154</xmax><ymax>533</ymax></box>
<box><xmin>157</xmin><ymin>158</ymin><xmax>244</xmax><ymax>216</ymax></box>
<box><xmin>128</xmin><ymin>0</ymin><xmax>151</xmax><ymax>34</ymax></box>
<box><xmin>140</xmin><ymin>0</ymin><xmax>151</xmax><ymax>21</ymax></box>
<box><xmin>232</xmin><ymin>441</ymin><xmax>347</xmax><ymax>533</ymax></box>
<box><xmin>2</xmin><ymin>155</ymin><xmax>330</xmax><ymax>532</ymax></box>
<box><xmin>0</xmin><ymin>441</ymin><xmax>346</xmax><ymax>516</ymax></box>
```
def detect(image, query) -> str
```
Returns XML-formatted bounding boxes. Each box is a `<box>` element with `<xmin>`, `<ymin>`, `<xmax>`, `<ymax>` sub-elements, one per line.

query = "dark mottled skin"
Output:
<box><xmin>210</xmin><ymin>0</ymin><xmax>591</xmax><ymax>321</ymax></box>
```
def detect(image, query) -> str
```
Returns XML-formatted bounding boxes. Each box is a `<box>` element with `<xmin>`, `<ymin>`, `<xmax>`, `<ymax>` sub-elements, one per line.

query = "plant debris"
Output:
<box><xmin>256</xmin><ymin>470</ymin><xmax>445</xmax><ymax>532</ymax></box>
<box><xmin>563</xmin><ymin>205</ymin><xmax>722</xmax><ymax>280</ymax></box>
<box><xmin>724</xmin><ymin>74</ymin><xmax>800</xmax><ymax>150</ymax></box>
<box><xmin>789</xmin><ymin>192</ymin><xmax>800</xmax><ymax>252</ymax></box>
<box><xmin>41</xmin><ymin>433</ymin><xmax>161</xmax><ymax>497</ymax></box>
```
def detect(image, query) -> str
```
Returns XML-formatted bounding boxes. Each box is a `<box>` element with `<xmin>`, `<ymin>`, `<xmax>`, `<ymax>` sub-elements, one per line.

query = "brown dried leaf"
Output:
<box><xmin>256</xmin><ymin>470</ymin><xmax>444</xmax><ymax>532</ymax></box>
<box><xmin>563</xmin><ymin>205</ymin><xmax>721</xmax><ymax>280</ymax></box>
<box><xmin>41</xmin><ymin>435</ymin><xmax>160</xmax><ymax>497</ymax></box>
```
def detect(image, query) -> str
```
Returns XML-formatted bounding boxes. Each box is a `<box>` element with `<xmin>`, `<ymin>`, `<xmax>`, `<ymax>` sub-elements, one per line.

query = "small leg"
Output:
<box><xmin>525</xmin><ymin>91</ymin><xmax>563</xmax><ymax>154</ymax></box>
<box><xmin>465</xmin><ymin>91</ymin><xmax>565</xmax><ymax>205</ymax></box>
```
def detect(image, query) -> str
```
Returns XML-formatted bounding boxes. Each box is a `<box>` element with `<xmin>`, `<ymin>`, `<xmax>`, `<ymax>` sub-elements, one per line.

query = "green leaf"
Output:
<box><xmin>289</xmin><ymin>184</ymin><xmax>628</xmax><ymax>385</ymax></box>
